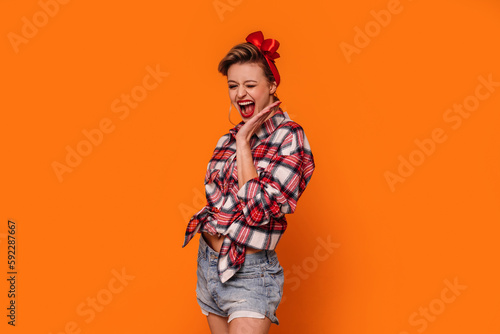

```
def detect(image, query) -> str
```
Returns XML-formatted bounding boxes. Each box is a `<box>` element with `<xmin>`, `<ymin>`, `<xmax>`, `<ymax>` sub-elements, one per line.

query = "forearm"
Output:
<box><xmin>236</xmin><ymin>139</ymin><xmax>258</xmax><ymax>189</ymax></box>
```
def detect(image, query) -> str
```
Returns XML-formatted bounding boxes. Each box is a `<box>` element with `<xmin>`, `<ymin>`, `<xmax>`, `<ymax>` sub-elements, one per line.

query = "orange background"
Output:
<box><xmin>1</xmin><ymin>0</ymin><xmax>499</xmax><ymax>333</ymax></box>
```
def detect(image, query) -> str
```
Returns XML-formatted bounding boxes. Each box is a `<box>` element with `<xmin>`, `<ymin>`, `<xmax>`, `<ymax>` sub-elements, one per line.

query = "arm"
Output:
<box><xmin>235</xmin><ymin>100</ymin><xmax>282</xmax><ymax>189</ymax></box>
<box><xmin>236</xmin><ymin>125</ymin><xmax>315</xmax><ymax>227</ymax></box>
<box><xmin>236</xmin><ymin>139</ymin><xmax>258</xmax><ymax>189</ymax></box>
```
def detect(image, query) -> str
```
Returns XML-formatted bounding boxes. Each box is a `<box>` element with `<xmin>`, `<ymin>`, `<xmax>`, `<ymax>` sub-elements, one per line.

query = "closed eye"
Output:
<box><xmin>228</xmin><ymin>85</ymin><xmax>256</xmax><ymax>89</ymax></box>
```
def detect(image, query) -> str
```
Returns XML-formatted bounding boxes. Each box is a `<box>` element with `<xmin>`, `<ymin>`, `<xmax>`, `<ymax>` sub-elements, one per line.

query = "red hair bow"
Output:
<box><xmin>245</xmin><ymin>31</ymin><xmax>281</xmax><ymax>86</ymax></box>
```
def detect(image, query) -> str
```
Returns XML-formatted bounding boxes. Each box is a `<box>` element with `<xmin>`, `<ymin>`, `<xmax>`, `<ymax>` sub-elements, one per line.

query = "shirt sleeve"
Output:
<box><xmin>236</xmin><ymin>124</ymin><xmax>315</xmax><ymax>226</ymax></box>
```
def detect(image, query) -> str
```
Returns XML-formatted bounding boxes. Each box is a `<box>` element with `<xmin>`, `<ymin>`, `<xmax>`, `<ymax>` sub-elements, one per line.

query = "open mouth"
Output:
<box><xmin>238</xmin><ymin>101</ymin><xmax>255</xmax><ymax>118</ymax></box>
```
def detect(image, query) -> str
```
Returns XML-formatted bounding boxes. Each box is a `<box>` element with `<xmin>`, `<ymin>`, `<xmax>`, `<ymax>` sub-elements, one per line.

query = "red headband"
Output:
<box><xmin>245</xmin><ymin>31</ymin><xmax>281</xmax><ymax>86</ymax></box>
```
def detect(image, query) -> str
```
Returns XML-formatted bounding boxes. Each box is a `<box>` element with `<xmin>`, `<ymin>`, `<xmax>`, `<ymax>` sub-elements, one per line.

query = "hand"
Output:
<box><xmin>236</xmin><ymin>100</ymin><xmax>282</xmax><ymax>143</ymax></box>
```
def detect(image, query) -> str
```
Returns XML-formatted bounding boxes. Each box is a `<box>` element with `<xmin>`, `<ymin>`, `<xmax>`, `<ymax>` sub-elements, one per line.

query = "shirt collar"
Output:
<box><xmin>229</xmin><ymin>108</ymin><xmax>288</xmax><ymax>141</ymax></box>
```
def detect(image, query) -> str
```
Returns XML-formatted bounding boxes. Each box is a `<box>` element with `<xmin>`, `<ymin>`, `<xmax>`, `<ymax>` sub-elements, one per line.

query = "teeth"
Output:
<box><xmin>238</xmin><ymin>101</ymin><xmax>254</xmax><ymax>106</ymax></box>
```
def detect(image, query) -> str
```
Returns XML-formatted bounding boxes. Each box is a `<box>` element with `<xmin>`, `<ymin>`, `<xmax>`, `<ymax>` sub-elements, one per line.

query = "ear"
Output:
<box><xmin>269</xmin><ymin>81</ymin><xmax>277</xmax><ymax>95</ymax></box>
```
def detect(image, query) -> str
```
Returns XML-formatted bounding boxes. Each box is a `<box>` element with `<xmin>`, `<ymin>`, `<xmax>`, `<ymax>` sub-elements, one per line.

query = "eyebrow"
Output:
<box><xmin>227</xmin><ymin>80</ymin><xmax>258</xmax><ymax>84</ymax></box>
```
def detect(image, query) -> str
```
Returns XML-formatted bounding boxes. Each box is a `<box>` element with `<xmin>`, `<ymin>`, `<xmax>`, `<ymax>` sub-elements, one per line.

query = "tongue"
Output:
<box><xmin>241</xmin><ymin>103</ymin><xmax>255</xmax><ymax>117</ymax></box>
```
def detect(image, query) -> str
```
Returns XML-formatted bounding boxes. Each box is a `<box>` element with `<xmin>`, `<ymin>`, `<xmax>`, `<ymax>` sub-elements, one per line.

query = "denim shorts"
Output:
<box><xmin>196</xmin><ymin>234</ymin><xmax>284</xmax><ymax>325</ymax></box>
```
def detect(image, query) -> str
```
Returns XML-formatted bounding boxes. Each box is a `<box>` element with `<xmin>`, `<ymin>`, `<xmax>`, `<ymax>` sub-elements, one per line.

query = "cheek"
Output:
<box><xmin>255</xmin><ymin>89</ymin><xmax>269</xmax><ymax>104</ymax></box>
<box><xmin>228</xmin><ymin>90</ymin><xmax>236</xmax><ymax>101</ymax></box>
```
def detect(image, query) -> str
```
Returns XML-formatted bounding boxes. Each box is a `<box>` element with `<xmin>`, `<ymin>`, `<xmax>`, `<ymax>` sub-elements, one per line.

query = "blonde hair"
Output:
<box><xmin>218</xmin><ymin>42</ymin><xmax>279</xmax><ymax>102</ymax></box>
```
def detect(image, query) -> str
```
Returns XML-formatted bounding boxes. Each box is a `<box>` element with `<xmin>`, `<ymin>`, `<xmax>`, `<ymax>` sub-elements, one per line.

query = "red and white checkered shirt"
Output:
<box><xmin>182</xmin><ymin>108</ymin><xmax>315</xmax><ymax>283</ymax></box>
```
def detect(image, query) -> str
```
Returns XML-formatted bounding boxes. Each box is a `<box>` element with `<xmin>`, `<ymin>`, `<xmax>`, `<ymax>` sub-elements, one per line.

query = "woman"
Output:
<box><xmin>182</xmin><ymin>31</ymin><xmax>315</xmax><ymax>333</ymax></box>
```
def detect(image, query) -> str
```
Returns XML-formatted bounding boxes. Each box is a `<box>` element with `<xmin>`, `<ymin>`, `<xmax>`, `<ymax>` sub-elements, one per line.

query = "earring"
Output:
<box><xmin>228</xmin><ymin>102</ymin><xmax>237</xmax><ymax>126</ymax></box>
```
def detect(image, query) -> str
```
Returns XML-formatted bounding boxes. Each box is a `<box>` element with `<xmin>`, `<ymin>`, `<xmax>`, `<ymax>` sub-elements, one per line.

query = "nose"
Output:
<box><xmin>236</xmin><ymin>86</ymin><xmax>247</xmax><ymax>99</ymax></box>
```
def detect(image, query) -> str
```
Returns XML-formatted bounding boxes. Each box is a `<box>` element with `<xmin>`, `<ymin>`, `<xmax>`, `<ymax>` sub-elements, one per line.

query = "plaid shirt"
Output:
<box><xmin>182</xmin><ymin>108</ymin><xmax>315</xmax><ymax>283</ymax></box>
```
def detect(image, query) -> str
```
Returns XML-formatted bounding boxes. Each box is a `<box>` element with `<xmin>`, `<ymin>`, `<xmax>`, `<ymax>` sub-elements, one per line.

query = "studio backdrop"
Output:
<box><xmin>1</xmin><ymin>0</ymin><xmax>499</xmax><ymax>333</ymax></box>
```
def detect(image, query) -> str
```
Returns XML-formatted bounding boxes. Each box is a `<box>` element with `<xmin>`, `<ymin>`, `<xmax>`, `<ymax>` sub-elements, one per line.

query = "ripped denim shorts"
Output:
<box><xmin>195</xmin><ymin>234</ymin><xmax>284</xmax><ymax>325</ymax></box>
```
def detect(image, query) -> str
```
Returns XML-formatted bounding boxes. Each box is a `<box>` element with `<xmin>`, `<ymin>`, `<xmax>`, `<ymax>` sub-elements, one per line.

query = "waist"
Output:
<box><xmin>201</xmin><ymin>232</ymin><xmax>264</xmax><ymax>255</ymax></box>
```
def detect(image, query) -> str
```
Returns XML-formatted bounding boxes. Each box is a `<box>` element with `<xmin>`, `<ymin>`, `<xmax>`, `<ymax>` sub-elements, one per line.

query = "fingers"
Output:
<box><xmin>242</xmin><ymin>100</ymin><xmax>282</xmax><ymax>129</ymax></box>
<box><xmin>266</xmin><ymin>100</ymin><xmax>282</xmax><ymax>110</ymax></box>
<box><xmin>252</xmin><ymin>101</ymin><xmax>281</xmax><ymax>124</ymax></box>
<box><xmin>237</xmin><ymin>101</ymin><xmax>282</xmax><ymax>141</ymax></box>
<box><xmin>259</xmin><ymin>100</ymin><xmax>282</xmax><ymax>116</ymax></box>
